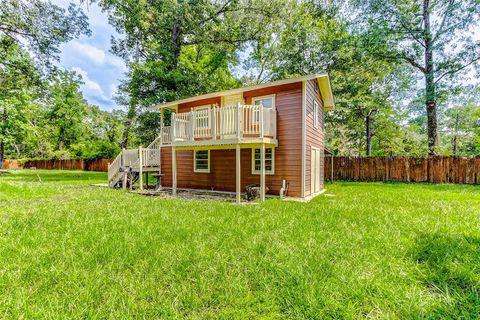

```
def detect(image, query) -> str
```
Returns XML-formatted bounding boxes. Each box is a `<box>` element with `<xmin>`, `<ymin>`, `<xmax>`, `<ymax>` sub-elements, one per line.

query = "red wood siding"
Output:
<box><xmin>178</xmin><ymin>97</ymin><xmax>221</xmax><ymax>111</ymax></box>
<box><xmin>304</xmin><ymin>79</ymin><xmax>325</xmax><ymax>196</ymax></box>
<box><xmin>161</xmin><ymin>83</ymin><xmax>304</xmax><ymax>197</ymax></box>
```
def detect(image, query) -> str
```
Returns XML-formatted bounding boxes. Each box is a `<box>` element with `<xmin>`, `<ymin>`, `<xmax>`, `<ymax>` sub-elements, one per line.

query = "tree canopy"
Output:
<box><xmin>1</xmin><ymin>0</ymin><xmax>479</xmax><ymax>161</ymax></box>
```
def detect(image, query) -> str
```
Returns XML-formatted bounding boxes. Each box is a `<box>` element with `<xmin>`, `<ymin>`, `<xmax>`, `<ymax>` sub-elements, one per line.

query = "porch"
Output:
<box><xmin>159</xmin><ymin>103</ymin><xmax>277</xmax><ymax>147</ymax></box>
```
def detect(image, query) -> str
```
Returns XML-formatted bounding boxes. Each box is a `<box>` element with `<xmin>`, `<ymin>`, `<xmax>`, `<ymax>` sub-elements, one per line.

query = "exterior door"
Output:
<box><xmin>311</xmin><ymin>147</ymin><xmax>321</xmax><ymax>194</ymax></box>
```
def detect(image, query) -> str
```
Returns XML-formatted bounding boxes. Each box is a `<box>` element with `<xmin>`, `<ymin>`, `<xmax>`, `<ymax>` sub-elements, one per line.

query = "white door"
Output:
<box><xmin>311</xmin><ymin>147</ymin><xmax>321</xmax><ymax>194</ymax></box>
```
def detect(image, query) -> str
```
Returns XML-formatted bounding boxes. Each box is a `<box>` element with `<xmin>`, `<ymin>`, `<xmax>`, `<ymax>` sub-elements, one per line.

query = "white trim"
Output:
<box><xmin>301</xmin><ymin>81</ymin><xmax>306</xmax><ymax>198</ymax></box>
<box><xmin>148</xmin><ymin>73</ymin><xmax>331</xmax><ymax>111</ymax></box>
<box><xmin>236</xmin><ymin>144</ymin><xmax>241</xmax><ymax>204</ymax></box>
<box><xmin>251</xmin><ymin>147</ymin><xmax>275</xmax><ymax>175</ymax></box>
<box><xmin>252</xmin><ymin>94</ymin><xmax>275</xmax><ymax>124</ymax></box>
<box><xmin>252</xmin><ymin>94</ymin><xmax>276</xmax><ymax>110</ymax></box>
<box><xmin>193</xmin><ymin>150</ymin><xmax>210</xmax><ymax>173</ymax></box>
<box><xmin>311</xmin><ymin>146</ymin><xmax>321</xmax><ymax>195</ymax></box>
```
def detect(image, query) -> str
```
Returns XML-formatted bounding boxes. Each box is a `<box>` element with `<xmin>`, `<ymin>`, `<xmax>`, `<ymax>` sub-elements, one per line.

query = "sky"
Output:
<box><xmin>52</xmin><ymin>1</ymin><xmax>479</xmax><ymax>111</ymax></box>
<box><xmin>54</xmin><ymin>0</ymin><xmax>126</xmax><ymax>111</ymax></box>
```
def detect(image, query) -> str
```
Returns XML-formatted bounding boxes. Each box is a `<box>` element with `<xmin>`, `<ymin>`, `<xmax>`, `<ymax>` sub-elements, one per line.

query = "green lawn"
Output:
<box><xmin>1</xmin><ymin>170</ymin><xmax>480</xmax><ymax>319</ymax></box>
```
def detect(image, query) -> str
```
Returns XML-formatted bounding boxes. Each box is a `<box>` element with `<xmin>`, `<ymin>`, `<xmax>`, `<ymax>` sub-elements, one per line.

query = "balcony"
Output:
<box><xmin>160</xmin><ymin>104</ymin><xmax>277</xmax><ymax>148</ymax></box>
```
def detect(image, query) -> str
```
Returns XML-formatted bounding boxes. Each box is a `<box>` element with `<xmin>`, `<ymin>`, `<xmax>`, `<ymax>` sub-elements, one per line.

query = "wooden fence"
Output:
<box><xmin>325</xmin><ymin>156</ymin><xmax>480</xmax><ymax>184</ymax></box>
<box><xmin>4</xmin><ymin>156</ymin><xmax>480</xmax><ymax>184</ymax></box>
<box><xmin>3</xmin><ymin>159</ymin><xmax>113</xmax><ymax>172</ymax></box>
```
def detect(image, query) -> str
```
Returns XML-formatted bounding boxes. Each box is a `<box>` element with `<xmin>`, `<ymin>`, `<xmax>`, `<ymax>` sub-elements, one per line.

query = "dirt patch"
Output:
<box><xmin>134</xmin><ymin>188</ymin><xmax>242</xmax><ymax>202</ymax></box>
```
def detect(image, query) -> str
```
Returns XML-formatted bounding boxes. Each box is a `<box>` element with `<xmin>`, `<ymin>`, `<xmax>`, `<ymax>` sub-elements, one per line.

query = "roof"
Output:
<box><xmin>147</xmin><ymin>74</ymin><xmax>335</xmax><ymax>111</ymax></box>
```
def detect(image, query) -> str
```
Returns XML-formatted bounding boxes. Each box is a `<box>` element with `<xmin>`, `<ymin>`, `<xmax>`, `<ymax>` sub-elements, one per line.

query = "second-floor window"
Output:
<box><xmin>313</xmin><ymin>101</ymin><xmax>319</xmax><ymax>128</ymax></box>
<box><xmin>252</xmin><ymin>95</ymin><xmax>275</xmax><ymax>122</ymax></box>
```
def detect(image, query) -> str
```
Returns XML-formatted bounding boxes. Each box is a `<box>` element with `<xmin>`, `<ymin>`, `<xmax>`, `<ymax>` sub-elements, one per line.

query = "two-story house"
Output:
<box><xmin>107</xmin><ymin>74</ymin><xmax>334</xmax><ymax>202</ymax></box>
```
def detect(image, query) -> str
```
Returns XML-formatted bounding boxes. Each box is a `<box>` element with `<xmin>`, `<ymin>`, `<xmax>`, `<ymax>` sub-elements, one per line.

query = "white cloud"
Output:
<box><xmin>71</xmin><ymin>41</ymin><xmax>106</xmax><ymax>65</ymax></box>
<box><xmin>71</xmin><ymin>67</ymin><xmax>104</xmax><ymax>96</ymax></box>
<box><xmin>109</xmin><ymin>56</ymin><xmax>127</xmax><ymax>72</ymax></box>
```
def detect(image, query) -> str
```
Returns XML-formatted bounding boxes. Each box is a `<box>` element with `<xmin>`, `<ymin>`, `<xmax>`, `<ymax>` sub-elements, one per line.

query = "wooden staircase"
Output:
<box><xmin>108</xmin><ymin>136</ymin><xmax>163</xmax><ymax>188</ymax></box>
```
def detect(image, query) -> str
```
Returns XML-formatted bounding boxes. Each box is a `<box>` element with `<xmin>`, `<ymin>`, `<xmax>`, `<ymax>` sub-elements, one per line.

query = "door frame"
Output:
<box><xmin>311</xmin><ymin>146</ymin><xmax>320</xmax><ymax>194</ymax></box>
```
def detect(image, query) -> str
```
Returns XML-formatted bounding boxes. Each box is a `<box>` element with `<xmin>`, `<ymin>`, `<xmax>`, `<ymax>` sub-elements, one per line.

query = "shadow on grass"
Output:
<box><xmin>412</xmin><ymin>233</ymin><xmax>480</xmax><ymax>318</ymax></box>
<box><xmin>2</xmin><ymin>170</ymin><xmax>105</xmax><ymax>183</ymax></box>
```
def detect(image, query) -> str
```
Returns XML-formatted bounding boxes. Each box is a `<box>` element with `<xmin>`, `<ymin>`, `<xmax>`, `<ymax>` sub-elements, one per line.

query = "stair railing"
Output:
<box><xmin>108</xmin><ymin>151</ymin><xmax>123</xmax><ymax>182</ymax></box>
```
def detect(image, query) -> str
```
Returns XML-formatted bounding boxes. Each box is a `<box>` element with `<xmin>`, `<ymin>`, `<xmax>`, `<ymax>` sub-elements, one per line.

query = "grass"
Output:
<box><xmin>1</xmin><ymin>170</ymin><xmax>480</xmax><ymax>319</ymax></box>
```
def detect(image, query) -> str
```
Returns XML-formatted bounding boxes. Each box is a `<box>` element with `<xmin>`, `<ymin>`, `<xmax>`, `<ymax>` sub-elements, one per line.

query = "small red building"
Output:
<box><xmin>108</xmin><ymin>74</ymin><xmax>335</xmax><ymax>202</ymax></box>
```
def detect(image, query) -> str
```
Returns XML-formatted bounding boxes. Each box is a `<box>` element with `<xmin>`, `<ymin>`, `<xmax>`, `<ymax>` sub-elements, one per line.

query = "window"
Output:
<box><xmin>252</xmin><ymin>95</ymin><xmax>275</xmax><ymax>109</ymax></box>
<box><xmin>194</xmin><ymin>106</ymin><xmax>210</xmax><ymax>129</ymax></box>
<box><xmin>194</xmin><ymin>150</ymin><xmax>210</xmax><ymax>173</ymax></box>
<box><xmin>252</xmin><ymin>95</ymin><xmax>275</xmax><ymax>122</ymax></box>
<box><xmin>252</xmin><ymin>148</ymin><xmax>275</xmax><ymax>175</ymax></box>
<box><xmin>313</xmin><ymin>100</ymin><xmax>320</xmax><ymax>128</ymax></box>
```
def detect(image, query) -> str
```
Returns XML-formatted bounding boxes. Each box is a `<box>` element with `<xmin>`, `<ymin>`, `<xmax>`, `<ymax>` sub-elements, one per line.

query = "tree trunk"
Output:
<box><xmin>121</xmin><ymin>102</ymin><xmax>136</xmax><ymax>149</ymax></box>
<box><xmin>452</xmin><ymin>135</ymin><xmax>457</xmax><ymax>155</ymax></box>
<box><xmin>172</xmin><ymin>19</ymin><xmax>181</xmax><ymax>69</ymax></box>
<box><xmin>0</xmin><ymin>107</ymin><xmax>6</xmax><ymax>166</ymax></box>
<box><xmin>452</xmin><ymin>112</ymin><xmax>460</xmax><ymax>155</ymax></box>
<box><xmin>423</xmin><ymin>0</ymin><xmax>438</xmax><ymax>155</ymax></box>
<box><xmin>365</xmin><ymin>112</ymin><xmax>372</xmax><ymax>156</ymax></box>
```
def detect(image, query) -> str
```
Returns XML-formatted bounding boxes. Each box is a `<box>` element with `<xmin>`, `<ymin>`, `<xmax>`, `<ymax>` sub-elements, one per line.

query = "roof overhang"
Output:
<box><xmin>148</xmin><ymin>73</ymin><xmax>335</xmax><ymax>111</ymax></box>
<box><xmin>316</xmin><ymin>75</ymin><xmax>335</xmax><ymax>111</ymax></box>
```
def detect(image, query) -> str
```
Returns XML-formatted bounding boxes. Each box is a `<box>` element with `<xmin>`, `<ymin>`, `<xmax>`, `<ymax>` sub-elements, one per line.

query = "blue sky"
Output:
<box><xmin>54</xmin><ymin>0</ymin><xmax>126</xmax><ymax>111</ymax></box>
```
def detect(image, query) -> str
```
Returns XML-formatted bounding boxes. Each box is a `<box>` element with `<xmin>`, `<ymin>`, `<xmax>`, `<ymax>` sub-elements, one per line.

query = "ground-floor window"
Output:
<box><xmin>252</xmin><ymin>147</ymin><xmax>274</xmax><ymax>174</ymax></box>
<box><xmin>194</xmin><ymin>150</ymin><xmax>210</xmax><ymax>173</ymax></box>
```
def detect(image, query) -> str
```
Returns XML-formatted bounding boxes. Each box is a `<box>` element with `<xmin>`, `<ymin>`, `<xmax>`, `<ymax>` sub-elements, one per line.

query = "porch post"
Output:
<box><xmin>159</xmin><ymin>109</ymin><xmax>164</xmax><ymax>175</ymax></box>
<box><xmin>122</xmin><ymin>148</ymin><xmax>126</xmax><ymax>190</ymax></box>
<box><xmin>139</xmin><ymin>146</ymin><xmax>143</xmax><ymax>190</ymax></box>
<box><xmin>236</xmin><ymin>102</ymin><xmax>241</xmax><ymax>140</ymax></box>
<box><xmin>259</xmin><ymin>103</ymin><xmax>264</xmax><ymax>138</ymax></box>
<box><xmin>236</xmin><ymin>144</ymin><xmax>241</xmax><ymax>204</ymax></box>
<box><xmin>172</xmin><ymin>146</ymin><xmax>177</xmax><ymax>195</ymax></box>
<box><xmin>260</xmin><ymin>143</ymin><xmax>266</xmax><ymax>202</ymax></box>
<box><xmin>160</xmin><ymin>108</ymin><xmax>164</xmax><ymax>145</ymax></box>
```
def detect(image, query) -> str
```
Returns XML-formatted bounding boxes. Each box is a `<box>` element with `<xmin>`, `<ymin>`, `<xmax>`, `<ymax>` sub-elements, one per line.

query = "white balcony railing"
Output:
<box><xmin>170</xmin><ymin>104</ymin><xmax>276</xmax><ymax>142</ymax></box>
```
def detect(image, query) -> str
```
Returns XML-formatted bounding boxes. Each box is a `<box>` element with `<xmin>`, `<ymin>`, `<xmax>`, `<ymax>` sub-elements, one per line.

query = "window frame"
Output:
<box><xmin>251</xmin><ymin>147</ymin><xmax>275</xmax><ymax>175</ymax></box>
<box><xmin>252</xmin><ymin>95</ymin><xmax>276</xmax><ymax>123</ymax></box>
<box><xmin>313</xmin><ymin>100</ymin><xmax>319</xmax><ymax>129</ymax></box>
<box><xmin>194</xmin><ymin>150</ymin><xmax>210</xmax><ymax>173</ymax></box>
<box><xmin>252</xmin><ymin>94</ymin><xmax>276</xmax><ymax>110</ymax></box>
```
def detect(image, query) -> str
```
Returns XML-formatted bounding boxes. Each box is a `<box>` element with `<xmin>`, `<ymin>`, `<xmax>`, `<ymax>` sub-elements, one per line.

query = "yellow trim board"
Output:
<box><xmin>176</xmin><ymin>143</ymin><xmax>277</xmax><ymax>151</ymax></box>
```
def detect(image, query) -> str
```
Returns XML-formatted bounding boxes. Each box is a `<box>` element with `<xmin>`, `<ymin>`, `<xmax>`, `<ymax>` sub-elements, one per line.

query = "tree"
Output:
<box><xmin>0</xmin><ymin>0</ymin><xmax>90</xmax><ymax>163</ymax></box>
<box><xmin>245</xmin><ymin>1</ymin><xmax>406</xmax><ymax>156</ymax></box>
<box><xmin>96</xmin><ymin>0</ymin><xmax>284</xmax><ymax>148</ymax></box>
<box><xmin>440</xmin><ymin>87</ymin><xmax>480</xmax><ymax>155</ymax></box>
<box><xmin>46</xmin><ymin>71</ymin><xmax>88</xmax><ymax>152</ymax></box>
<box><xmin>0</xmin><ymin>38</ymin><xmax>40</xmax><ymax>162</ymax></box>
<box><xmin>0</xmin><ymin>0</ymin><xmax>90</xmax><ymax>71</ymax></box>
<box><xmin>352</xmin><ymin>0</ymin><xmax>480</xmax><ymax>154</ymax></box>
